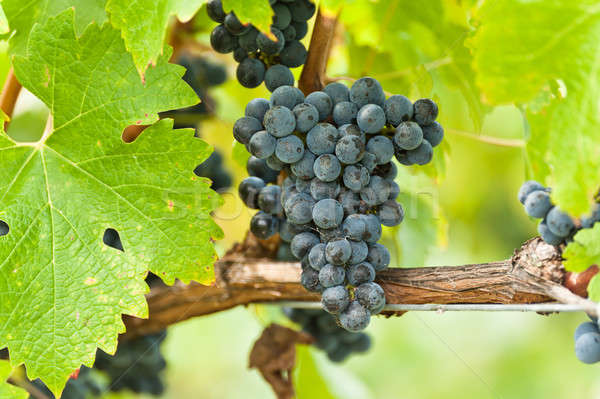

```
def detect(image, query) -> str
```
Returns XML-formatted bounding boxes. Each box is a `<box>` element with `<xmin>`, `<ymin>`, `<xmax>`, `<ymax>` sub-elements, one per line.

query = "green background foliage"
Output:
<box><xmin>0</xmin><ymin>0</ymin><xmax>599</xmax><ymax>397</ymax></box>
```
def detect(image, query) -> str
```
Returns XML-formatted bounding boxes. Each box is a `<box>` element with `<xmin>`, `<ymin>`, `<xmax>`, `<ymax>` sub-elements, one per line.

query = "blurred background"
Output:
<box><xmin>4</xmin><ymin>0</ymin><xmax>599</xmax><ymax>397</ymax></box>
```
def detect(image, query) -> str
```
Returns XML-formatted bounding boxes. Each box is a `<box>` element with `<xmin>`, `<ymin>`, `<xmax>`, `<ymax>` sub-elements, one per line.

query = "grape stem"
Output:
<box><xmin>298</xmin><ymin>8</ymin><xmax>339</xmax><ymax>94</ymax></box>
<box><xmin>122</xmin><ymin>238</ymin><xmax>597</xmax><ymax>340</ymax></box>
<box><xmin>0</xmin><ymin>68</ymin><xmax>23</xmax><ymax>131</ymax></box>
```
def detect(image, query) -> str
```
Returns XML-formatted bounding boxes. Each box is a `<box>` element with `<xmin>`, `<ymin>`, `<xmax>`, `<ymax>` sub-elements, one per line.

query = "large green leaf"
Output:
<box><xmin>106</xmin><ymin>0</ymin><xmax>205</xmax><ymax>75</ymax></box>
<box><xmin>0</xmin><ymin>361</ymin><xmax>27</xmax><ymax>399</ymax></box>
<box><xmin>0</xmin><ymin>10</ymin><xmax>221</xmax><ymax>396</ymax></box>
<box><xmin>222</xmin><ymin>0</ymin><xmax>274</xmax><ymax>35</ymax></box>
<box><xmin>3</xmin><ymin>0</ymin><xmax>108</xmax><ymax>55</ymax></box>
<box><xmin>470</xmin><ymin>0</ymin><xmax>600</xmax><ymax>215</ymax></box>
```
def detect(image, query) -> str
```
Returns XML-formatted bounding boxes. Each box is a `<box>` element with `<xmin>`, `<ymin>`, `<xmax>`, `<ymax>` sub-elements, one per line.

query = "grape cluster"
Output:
<box><xmin>518</xmin><ymin>180</ymin><xmax>600</xmax><ymax>245</ymax></box>
<box><xmin>283</xmin><ymin>308</ymin><xmax>371</xmax><ymax>362</ymax></box>
<box><xmin>574</xmin><ymin>319</ymin><xmax>600</xmax><ymax>364</ymax></box>
<box><xmin>234</xmin><ymin>78</ymin><xmax>444</xmax><ymax>331</ymax></box>
<box><xmin>29</xmin><ymin>367</ymin><xmax>102</xmax><ymax>399</ymax></box>
<box><xmin>207</xmin><ymin>0</ymin><xmax>313</xmax><ymax>90</ymax></box>
<box><xmin>94</xmin><ymin>332</ymin><xmax>167</xmax><ymax>395</ymax></box>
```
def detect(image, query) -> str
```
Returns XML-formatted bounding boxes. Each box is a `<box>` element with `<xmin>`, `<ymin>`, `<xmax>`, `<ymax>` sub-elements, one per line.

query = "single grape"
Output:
<box><xmin>283</xmin><ymin>25</ymin><xmax>296</xmax><ymax>41</ymax></box>
<box><xmin>239</xmin><ymin>176</ymin><xmax>265</xmax><ymax>209</ymax></box>
<box><xmin>206</xmin><ymin>0</ymin><xmax>226</xmax><ymax>22</ymax></box>
<box><xmin>264</xmin><ymin>105</ymin><xmax>296</xmax><ymax>137</ymax></box>
<box><xmin>575</xmin><ymin>332</ymin><xmax>600</xmax><ymax>364</ymax></box>
<box><xmin>343</xmin><ymin>164</ymin><xmax>370</xmax><ymax>192</ymax></box>
<box><xmin>236</xmin><ymin>58</ymin><xmax>266</xmax><ymax>88</ymax></box>
<box><xmin>422</xmin><ymin>121</ymin><xmax>444</xmax><ymax>147</ymax></box>
<box><xmin>307</xmin><ymin>123</ymin><xmax>339</xmax><ymax>155</ymax></box>
<box><xmin>285</xmin><ymin>192</ymin><xmax>315</xmax><ymax>224</ymax></box>
<box><xmin>333</xmin><ymin>101</ymin><xmax>358</xmax><ymax>126</ymax></box>
<box><xmin>388</xmin><ymin>181</ymin><xmax>400</xmax><ymax>200</ymax></box>
<box><xmin>524</xmin><ymin>191</ymin><xmax>552</xmax><ymax>218</ymax></box>
<box><xmin>280</xmin><ymin>219</ymin><xmax>303</xmax><ymax>242</ymax></box>
<box><xmin>406</xmin><ymin>139</ymin><xmax>433</xmax><ymax>165</ymax></box>
<box><xmin>276</xmin><ymin>135</ymin><xmax>305</xmax><ymax>163</ymax></box>
<box><xmin>258</xmin><ymin>185</ymin><xmax>282</xmax><ymax>214</ymax></box>
<box><xmin>335</xmin><ymin>135</ymin><xmax>365</xmax><ymax>165</ymax></box>
<box><xmin>291</xmin><ymin>231</ymin><xmax>320</xmax><ymax>259</ymax></box>
<box><xmin>310</xmin><ymin>179</ymin><xmax>340</xmax><ymax>201</ymax></box>
<box><xmin>319</xmin><ymin>264</ymin><xmax>346</xmax><ymax>288</ymax></box>
<box><xmin>238</xmin><ymin>27</ymin><xmax>259</xmax><ymax>52</ymax></box>
<box><xmin>224</xmin><ymin>12</ymin><xmax>250</xmax><ymax>35</ymax></box>
<box><xmin>280</xmin><ymin>40</ymin><xmax>308</xmax><ymax>68</ymax></box>
<box><xmin>309</xmin><ymin>243</ymin><xmax>327</xmax><ymax>270</ymax></box>
<box><xmin>313</xmin><ymin>154</ymin><xmax>342</xmax><ymax>182</ymax></box>
<box><xmin>271</xmin><ymin>85</ymin><xmax>305</xmax><ymax>110</ymax></box>
<box><xmin>289</xmin><ymin>0</ymin><xmax>316</xmax><ymax>21</ymax></box>
<box><xmin>363</xmin><ymin>215</ymin><xmax>382</xmax><ymax>244</ymax></box>
<box><xmin>325</xmin><ymin>238</ymin><xmax>352</xmax><ymax>265</ymax></box>
<box><xmin>291</xmin><ymin>151</ymin><xmax>317</xmax><ymax>180</ymax></box>
<box><xmin>249</xmin><ymin>130</ymin><xmax>276</xmax><ymax>159</ymax></box>
<box><xmin>272</xmin><ymin>3</ymin><xmax>292</xmax><ymax>29</ymax></box>
<box><xmin>267</xmin><ymin>154</ymin><xmax>286</xmax><ymax>171</ymax></box>
<box><xmin>250</xmin><ymin>211</ymin><xmax>279</xmax><ymax>239</ymax></box>
<box><xmin>305</xmin><ymin>91</ymin><xmax>333</xmax><ymax>121</ymax></box>
<box><xmin>321</xmin><ymin>286</ymin><xmax>350</xmax><ymax>314</ymax></box>
<box><xmin>357</xmin><ymin>104</ymin><xmax>386</xmax><ymax>134</ymax></box>
<box><xmin>381</xmin><ymin>162</ymin><xmax>398</xmax><ymax>181</ymax></box>
<box><xmin>360</xmin><ymin>152</ymin><xmax>377</xmax><ymax>173</ymax></box>
<box><xmin>349</xmin><ymin>77</ymin><xmax>385</xmax><ymax>107</ymax></box>
<box><xmin>339</xmin><ymin>123</ymin><xmax>366</xmax><ymax>144</ymax></box>
<box><xmin>233</xmin><ymin>116</ymin><xmax>262</xmax><ymax>145</ymax></box>
<box><xmin>292</xmin><ymin>20</ymin><xmax>308</xmax><ymax>39</ymax></box>
<box><xmin>339</xmin><ymin>190</ymin><xmax>362</xmax><ymax>216</ymax></box>
<box><xmin>351</xmin><ymin>334</ymin><xmax>372</xmax><ymax>353</ymax></box>
<box><xmin>360</xmin><ymin>175</ymin><xmax>390</xmax><ymax>206</ymax></box>
<box><xmin>518</xmin><ymin>180</ymin><xmax>547</xmax><ymax>204</ymax></box>
<box><xmin>384</xmin><ymin>95</ymin><xmax>413</xmax><ymax>126</ymax></box>
<box><xmin>347</xmin><ymin>262</ymin><xmax>375</xmax><ymax>286</ymax></box>
<box><xmin>413</xmin><ymin>98</ymin><xmax>438</xmax><ymax>126</ymax></box>
<box><xmin>293</xmin><ymin>103</ymin><xmax>319</xmax><ymax>133</ymax></box>
<box><xmin>233</xmin><ymin>47</ymin><xmax>248</xmax><ymax>63</ymax></box>
<box><xmin>265</xmin><ymin>65</ymin><xmax>294</xmax><ymax>92</ymax></box>
<box><xmin>210</xmin><ymin>25</ymin><xmax>237</xmax><ymax>53</ymax></box>
<box><xmin>339</xmin><ymin>301</ymin><xmax>371</xmax><ymax>332</ymax></box>
<box><xmin>355</xmin><ymin>282</ymin><xmax>386</xmax><ymax>314</ymax></box>
<box><xmin>327</xmin><ymin>345</ymin><xmax>352</xmax><ymax>362</ymax></box>
<box><xmin>546</xmin><ymin>207</ymin><xmax>575</xmax><ymax>237</ymax></box>
<box><xmin>257</xmin><ymin>27</ymin><xmax>285</xmax><ymax>55</ymax></box>
<box><xmin>366</xmin><ymin>136</ymin><xmax>394</xmax><ymax>165</ymax></box>
<box><xmin>324</xmin><ymin>82</ymin><xmax>350</xmax><ymax>105</ymax></box>
<box><xmin>348</xmin><ymin>240</ymin><xmax>368</xmax><ymax>264</ymax></box>
<box><xmin>378</xmin><ymin>200</ymin><xmax>404</xmax><ymax>227</ymax></box>
<box><xmin>313</xmin><ymin>199</ymin><xmax>344</xmax><ymax>229</ymax></box>
<box><xmin>342</xmin><ymin>214</ymin><xmax>366</xmax><ymax>241</ymax></box>
<box><xmin>301</xmin><ymin>267</ymin><xmax>322</xmax><ymax>292</ymax></box>
<box><xmin>247</xmin><ymin>156</ymin><xmax>279</xmax><ymax>184</ymax></box>
<box><xmin>394</xmin><ymin>121</ymin><xmax>423</xmax><ymax>150</ymax></box>
<box><xmin>367</xmin><ymin>243</ymin><xmax>390</xmax><ymax>271</ymax></box>
<box><xmin>575</xmin><ymin>322</ymin><xmax>599</xmax><ymax>342</ymax></box>
<box><xmin>245</xmin><ymin>98</ymin><xmax>270</xmax><ymax>121</ymax></box>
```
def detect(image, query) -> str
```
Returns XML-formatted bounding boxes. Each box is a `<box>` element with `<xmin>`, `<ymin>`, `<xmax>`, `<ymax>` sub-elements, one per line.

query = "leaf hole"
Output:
<box><xmin>121</xmin><ymin>124</ymin><xmax>149</xmax><ymax>143</ymax></box>
<box><xmin>0</xmin><ymin>220</ymin><xmax>9</xmax><ymax>236</ymax></box>
<box><xmin>103</xmin><ymin>228</ymin><xmax>124</xmax><ymax>251</ymax></box>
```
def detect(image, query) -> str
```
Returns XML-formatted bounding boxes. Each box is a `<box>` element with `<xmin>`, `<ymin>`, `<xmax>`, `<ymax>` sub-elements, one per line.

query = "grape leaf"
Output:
<box><xmin>105</xmin><ymin>0</ymin><xmax>205</xmax><ymax>75</ymax></box>
<box><xmin>0</xmin><ymin>360</ymin><xmax>27</xmax><ymax>399</ymax></box>
<box><xmin>563</xmin><ymin>224</ymin><xmax>600</xmax><ymax>300</ymax></box>
<box><xmin>3</xmin><ymin>0</ymin><xmax>108</xmax><ymax>55</ymax></box>
<box><xmin>0</xmin><ymin>10</ymin><xmax>221</xmax><ymax>396</ymax></box>
<box><xmin>470</xmin><ymin>0</ymin><xmax>600</xmax><ymax>215</ymax></box>
<box><xmin>0</xmin><ymin>5</ymin><xmax>8</xmax><ymax>36</ymax></box>
<box><xmin>222</xmin><ymin>0</ymin><xmax>274</xmax><ymax>35</ymax></box>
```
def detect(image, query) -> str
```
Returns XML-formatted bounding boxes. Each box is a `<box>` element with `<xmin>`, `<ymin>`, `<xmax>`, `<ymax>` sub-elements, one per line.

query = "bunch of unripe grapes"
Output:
<box><xmin>234</xmin><ymin>77</ymin><xmax>444</xmax><ymax>332</ymax></box>
<box><xmin>207</xmin><ymin>0</ymin><xmax>313</xmax><ymax>90</ymax></box>
<box><xmin>283</xmin><ymin>308</ymin><xmax>371</xmax><ymax>362</ymax></box>
<box><xmin>518</xmin><ymin>180</ymin><xmax>600</xmax><ymax>246</ymax></box>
